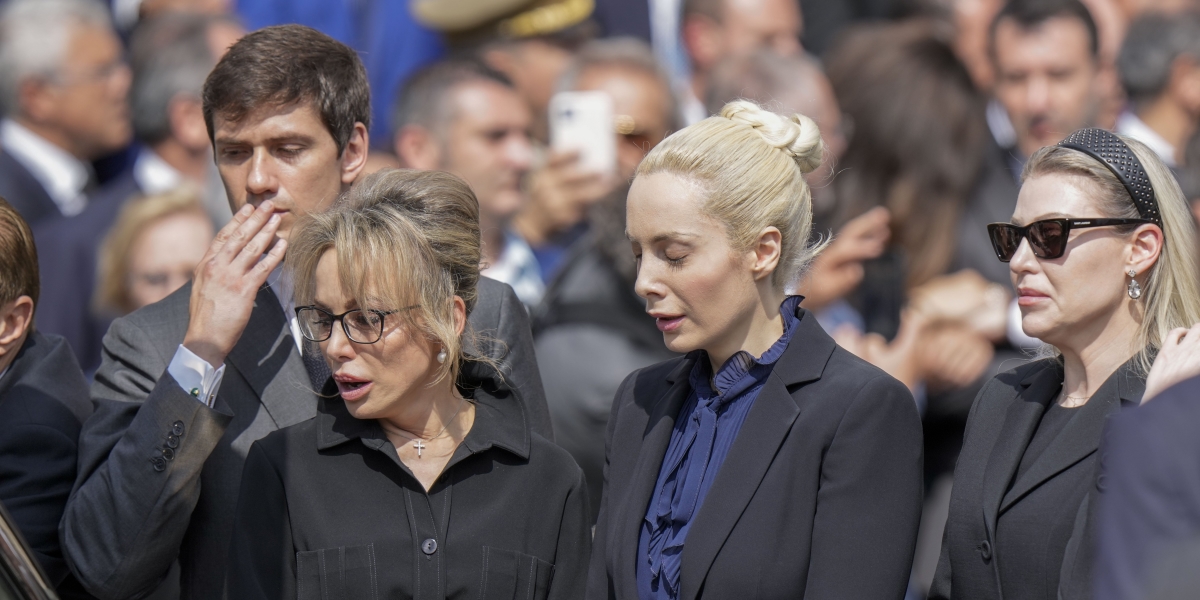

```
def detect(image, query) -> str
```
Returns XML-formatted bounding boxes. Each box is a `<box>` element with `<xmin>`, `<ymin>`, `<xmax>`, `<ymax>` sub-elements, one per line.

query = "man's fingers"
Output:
<box><xmin>219</xmin><ymin>201</ymin><xmax>276</xmax><ymax>261</ymax></box>
<box><xmin>206</xmin><ymin>203</ymin><xmax>256</xmax><ymax>258</ymax></box>
<box><xmin>235</xmin><ymin>213</ymin><xmax>282</xmax><ymax>268</ymax></box>
<box><xmin>251</xmin><ymin>238</ymin><xmax>288</xmax><ymax>280</ymax></box>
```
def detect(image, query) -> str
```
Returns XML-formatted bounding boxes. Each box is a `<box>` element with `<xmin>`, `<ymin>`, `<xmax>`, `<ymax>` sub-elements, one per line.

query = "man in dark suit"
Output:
<box><xmin>1095</xmin><ymin>325</ymin><xmax>1200</xmax><ymax>600</ymax></box>
<box><xmin>61</xmin><ymin>25</ymin><xmax>550</xmax><ymax>600</ymax></box>
<box><xmin>33</xmin><ymin>13</ymin><xmax>245</xmax><ymax>374</ymax></box>
<box><xmin>0</xmin><ymin>197</ymin><xmax>93</xmax><ymax>598</ymax></box>
<box><xmin>0</xmin><ymin>0</ymin><xmax>132</xmax><ymax>226</ymax></box>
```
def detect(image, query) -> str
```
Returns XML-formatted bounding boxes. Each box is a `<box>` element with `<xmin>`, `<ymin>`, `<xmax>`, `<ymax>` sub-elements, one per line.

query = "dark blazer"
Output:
<box><xmin>0</xmin><ymin>148</ymin><xmax>59</xmax><ymax>226</ymax></box>
<box><xmin>0</xmin><ymin>332</ymin><xmax>92</xmax><ymax>594</ymax></box>
<box><xmin>587</xmin><ymin>307</ymin><xmax>923</xmax><ymax>600</ymax></box>
<box><xmin>1094</xmin><ymin>374</ymin><xmax>1200</xmax><ymax>600</ymax></box>
<box><xmin>32</xmin><ymin>169</ymin><xmax>142</xmax><ymax>374</ymax></box>
<box><xmin>930</xmin><ymin>357</ymin><xmax>1143</xmax><ymax>600</ymax></box>
<box><xmin>227</xmin><ymin>368</ymin><xmax>591</xmax><ymax>600</ymax></box>
<box><xmin>61</xmin><ymin>276</ymin><xmax>550</xmax><ymax>600</ymax></box>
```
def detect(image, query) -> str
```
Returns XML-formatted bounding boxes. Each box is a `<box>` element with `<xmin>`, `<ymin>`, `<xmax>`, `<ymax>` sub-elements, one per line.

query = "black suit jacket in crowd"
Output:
<box><xmin>61</xmin><ymin>277</ymin><xmax>550</xmax><ymax>600</ymax></box>
<box><xmin>931</xmin><ymin>357</ymin><xmax>1143</xmax><ymax>600</ymax></box>
<box><xmin>587</xmin><ymin>306</ymin><xmax>924</xmax><ymax>600</ymax></box>
<box><xmin>0</xmin><ymin>331</ymin><xmax>93</xmax><ymax>596</ymax></box>
<box><xmin>1094</xmin><ymin>374</ymin><xmax>1200</xmax><ymax>600</ymax></box>
<box><xmin>0</xmin><ymin>148</ymin><xmax>59</xmax><ymax>226</ymax></box>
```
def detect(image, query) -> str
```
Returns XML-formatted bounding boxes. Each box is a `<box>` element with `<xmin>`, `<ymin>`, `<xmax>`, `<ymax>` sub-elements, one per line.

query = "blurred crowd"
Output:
<box><xmin>1</xmin><ymin>0</ymin><xmax>1200</xmax><ymax>598</ymax></box>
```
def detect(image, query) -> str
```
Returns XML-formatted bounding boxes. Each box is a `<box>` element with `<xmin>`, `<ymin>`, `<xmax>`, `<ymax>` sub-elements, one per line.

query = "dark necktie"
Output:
<box><xmin>301</xmin><ymin>340</ymin><xmax>331</xmax><ymax>391</ymax></box>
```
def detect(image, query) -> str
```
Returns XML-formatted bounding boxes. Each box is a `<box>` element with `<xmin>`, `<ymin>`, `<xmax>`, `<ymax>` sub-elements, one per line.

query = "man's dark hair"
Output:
<box><xmin>390</xmin><ymin>59</ymin><xmax>513</xmax><ymax>139</ymax></box>
<box><xmin>1118</xmin><ymin>11</ymin><xmax>1200</xmax><ymax>108</ymax></box>
<box><xmin>0</xmin><ymin>196</ymin><xmax>38</xmax><ymax>311</ymax></box>
<box><xmin>202</xmin><ymin>24</ymin><xmax>370</xmax><ymax>155</ymax></box>
<box><xmin>989</xmin><ymin>0</ymin><xmax>1099</xmax><ymax>61</ymax></box>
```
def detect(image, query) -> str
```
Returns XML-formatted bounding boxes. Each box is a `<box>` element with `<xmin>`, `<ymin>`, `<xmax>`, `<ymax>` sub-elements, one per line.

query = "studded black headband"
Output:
<box><xmin>1057</xmin><ymin>128</ymin><xmax>1162</xmax><ymax>227</ymax></box>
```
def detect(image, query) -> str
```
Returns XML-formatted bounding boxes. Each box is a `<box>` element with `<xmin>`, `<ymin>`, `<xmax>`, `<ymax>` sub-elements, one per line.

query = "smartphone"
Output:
<box><xmin>549</xmin><ymin>91</ymin><xmax>616</xmax><ymax>176</ymax></box>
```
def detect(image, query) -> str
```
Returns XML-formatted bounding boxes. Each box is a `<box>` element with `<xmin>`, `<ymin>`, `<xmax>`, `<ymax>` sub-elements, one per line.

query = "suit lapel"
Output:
<box><xmin>999</xmin><ymin>360</ymin><xmax>1144</xmax><ymax>513</ymax></box>
<box><xmin>225</xmin><ymin>285</ymin><xmax>317</xmax><ymax>428</ymax></box>
<box><xmin>615</xmin><ymin>357</ymin><xmax>695</xmax><ymax>600</ymax></box>
<box><xmin>677</xmin><ymin>309</ymin><xmax>832</xmax><ymax>600</ymax></box>
<box><xmin>981</xmin><ymin>361</ymin><xmax>1060</xmax><ymax>541</ymax></box>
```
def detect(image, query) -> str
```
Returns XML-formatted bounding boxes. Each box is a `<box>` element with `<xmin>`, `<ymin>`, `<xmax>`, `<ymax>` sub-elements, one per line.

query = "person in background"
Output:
<box><xmin>532</xmin><ymin>38</ymin><xmax>679</xmax><ymax>521</ymax></box>
<box><xmin>412</xmin><ymin>0</ymin><xmax>596</xmax><ymax>144</ymax></box>
<box><xmin>1115</xmin><ymin>11</ymin><xmax>1200</xmax><ymax>169</ymax></box>
<box><xmin>228</xmin><ymin>169</ymin><xmax>590</xmax><ymax>600</ymax></box>
<box><xmin>34</xmin><ymin>12</ymin><xmax>243</xmax><ymax>374</ymax></box>
<box><xmin>930</xmin><ymin>129</ymin><xmax>1200</xmax><ymax>600</ymax></box>
<box><xmin>517</xmin><ymin>37</ymin><xmax>676</xmax><ymax>282</ymax></box>
<box><xmin>0</xmin><ymin>197</ymin><xmax>93</xmax><ymax>599</ymax></box>
<box><xmin>588</xmin><ymin>100</ymin><xmax>922</xmax><ymax>599</ymax></box>
<box><xmin>392</xmin><ymin>60</ymin><xmax>544</xmax><ymax>305</ymax></box>
<box><xmin>678</xmin><ymin>0</ymin><xmax>803</xmax><ymax>124</ymax></box>
<box><xmin>93</xmin><ymin>188</ymin><xmax>214</xmax><ymax>318</ymax></box>
<box><xmin>947</xmin><ymin>0</ymin><xmax>1106</xmax><ymax>292</ymax></box>
<box><xmin>0</xmin><ymin>0</ymin><xmax>131</xmax><ymax>226</ymax></box>
<box><xmin>62</xmin><ymin>25</ymin><xmax>550</xmax><ymax>600</ymax></box>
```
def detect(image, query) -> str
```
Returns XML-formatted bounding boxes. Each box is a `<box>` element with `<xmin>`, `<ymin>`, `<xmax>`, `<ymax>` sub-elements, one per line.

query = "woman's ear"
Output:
<box><xmin>750</xmin><ymin>226</ymin><xmax>783</xmax><ymax>282</ymax></box>
<box><xmin>452</xmin><ymin>295</ymin><xmax>467</xmax><ymax>337</ymax></box>
<box><xmin>1128</xmin><ymin>223</ymin><xmax>1164</xmax><ymax>277</ymax></box>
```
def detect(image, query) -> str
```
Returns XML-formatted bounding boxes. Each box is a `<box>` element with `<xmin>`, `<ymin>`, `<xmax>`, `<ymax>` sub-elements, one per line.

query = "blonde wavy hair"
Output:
<box><xmin>286</xmin><ymin>169</ymin><xmax>484</xmax><ymax>388</ymax></box>
<box><xmin>1024</xmin><ymin>135</ymin><xmax>1200</xmax><ymax>374</ymax></box>
<box><xmin>634</xmin><ymin>99</ymin><xmax>829</xmax><ymax>290</ymax></box>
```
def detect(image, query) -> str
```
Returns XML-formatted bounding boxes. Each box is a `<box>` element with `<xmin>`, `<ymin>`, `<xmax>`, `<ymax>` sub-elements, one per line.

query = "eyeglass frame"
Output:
<box><xmin>294</xmin><ymin>305</ymin><xmax>418</xmax><ymax>344</ymax></box>
<box><xmin>986</xmin><ymin>217</ymin><xmax>1154</xmax><ymax>263</ymax></box>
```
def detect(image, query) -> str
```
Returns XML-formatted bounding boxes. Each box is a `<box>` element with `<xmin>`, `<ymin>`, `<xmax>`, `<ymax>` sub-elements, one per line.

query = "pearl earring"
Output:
<box><xmin>1127</xmin><ymin>269</ymin><xmax>1142</xmax><ymax>300</ymax></box>
<box><xmin>437</xmin><ymin>348</ymin><xmax>448</xmax><ymax>364</ymax></box>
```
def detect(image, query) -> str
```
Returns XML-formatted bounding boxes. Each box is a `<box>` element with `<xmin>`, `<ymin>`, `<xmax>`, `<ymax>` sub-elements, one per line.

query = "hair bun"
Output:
<box><xmin>720</xmin><ymin>100</ymin><xmax>824</xmax><ymax>174</ymax></box>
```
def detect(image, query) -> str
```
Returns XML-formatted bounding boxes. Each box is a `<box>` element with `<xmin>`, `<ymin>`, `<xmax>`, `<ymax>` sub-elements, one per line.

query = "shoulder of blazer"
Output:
<box><xmin>113</xmin><ymin>281</ymin><xmax>192</xmax><ymax>345</ymax></box>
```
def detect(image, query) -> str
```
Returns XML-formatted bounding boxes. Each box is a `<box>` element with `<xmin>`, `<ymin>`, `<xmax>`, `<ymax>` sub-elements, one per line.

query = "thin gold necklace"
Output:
<box><xmin>389</xmin><ymin>396</ymin><xmax>469</xmax><ymax>458</ymax></box>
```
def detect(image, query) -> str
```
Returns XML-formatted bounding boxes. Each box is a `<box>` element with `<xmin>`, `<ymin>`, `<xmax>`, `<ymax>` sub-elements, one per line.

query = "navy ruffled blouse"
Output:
<box><xmin>635</xmin><ymin>296</ymin><xmax>803</xmax><ymax>600</ymax></box>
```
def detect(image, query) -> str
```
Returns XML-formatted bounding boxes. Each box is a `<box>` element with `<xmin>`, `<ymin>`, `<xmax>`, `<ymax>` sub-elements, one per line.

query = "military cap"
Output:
<box><xmin>413</xmin><ymin>0</ymin><xmax>595</xmax><ymax>47</ymax></box>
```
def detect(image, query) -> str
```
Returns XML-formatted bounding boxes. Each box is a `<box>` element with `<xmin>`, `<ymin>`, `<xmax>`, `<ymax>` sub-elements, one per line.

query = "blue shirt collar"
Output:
<box><xmin>688</xmin><ymin>295</ymin><xmax>803</xmax><ymax>401</ymax></box>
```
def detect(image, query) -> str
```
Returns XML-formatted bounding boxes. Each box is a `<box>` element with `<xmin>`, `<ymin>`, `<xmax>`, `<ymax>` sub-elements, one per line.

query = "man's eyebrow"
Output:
<box><xmin>214</xmin><ymin>133</ymin><xmax>317</xmax><ymax>146</ymax></box>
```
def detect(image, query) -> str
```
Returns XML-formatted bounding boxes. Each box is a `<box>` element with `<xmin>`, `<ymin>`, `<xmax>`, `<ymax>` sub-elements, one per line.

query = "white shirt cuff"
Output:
<box><xmin>167</xmin><ymin>345</ymin><xmax>225</xmax><ymax>408</ymax></box>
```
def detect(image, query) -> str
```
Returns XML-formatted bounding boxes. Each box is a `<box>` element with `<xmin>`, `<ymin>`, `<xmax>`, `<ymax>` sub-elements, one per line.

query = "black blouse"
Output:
<box><xmin>226</xmin><ymin>374</ymin><xmax>591</xmax><ymax>600</ymax></box>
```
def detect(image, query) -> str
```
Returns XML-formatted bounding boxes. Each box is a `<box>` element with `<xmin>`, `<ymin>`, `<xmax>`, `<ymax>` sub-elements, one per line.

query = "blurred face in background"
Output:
<box><xmin>484</xmin><ymin>39</ymin><xmax>574</xmax><ymax>143</ymax></box>
<box><xmin>125</xmin><ymin>210</ymin><xmax>213</xmax><ymax>309</ymax></box>
<box><xmin>952</xmin><ymin>0</ymin><xmax>1004</xmax><ymax>91</ymax></box>
<box><xmin>993</xmin><ymin>15</ymin><xmax>1100</xmax><ymax>158</ymax></box>
<box><xmin>26</xmin><ymin>23</ymin><xmax>131</xmax><ymax>159</ymax></box>
<box><xmin>685</xmin><ymin>0</ymin><xmax>802</xmax><ymax>74</ymax></box>
<box><xmin>438</xmin><ymin>80</ymin><xmax>534</xmax><ymax>232</ymax></box>
<box><xmin>573</xmin><ymin>65</ymin><xmax>672</xmax><ymax>181</ymax></box>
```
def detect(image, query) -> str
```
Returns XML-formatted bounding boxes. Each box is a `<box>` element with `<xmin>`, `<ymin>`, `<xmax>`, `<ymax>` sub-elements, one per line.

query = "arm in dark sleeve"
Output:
<box><xmin>489</xmin><ymin>279</ymin><xmax>552</xmax><ymax>441</ymax></box>
<box><xmin>803</xmin><ymin>376</ymin><xmax>924</xmax><ymax>599</ymax></box>
<box><xmin>585</xmin><ymin>372</ymin><xmax>634</xmax><ymax>600</ymax></box>
<box><xmin>0</xmin><ymin>417</ymin><xmax>79</xmax><ymax>586</ymax></box>
<box><xmin>548</xmin><ymin>466</ymin><xmax>592</xmax><ymax>600</ymax></box>
<box><xmin>60</xmin><ymin>316</ymin><xmax>233</xmax><ymax>600</ymax></box>
<box><xmin>226</xmin><ymin>440</ymin><xmax>295</xmax><ymax>600</ymax></box>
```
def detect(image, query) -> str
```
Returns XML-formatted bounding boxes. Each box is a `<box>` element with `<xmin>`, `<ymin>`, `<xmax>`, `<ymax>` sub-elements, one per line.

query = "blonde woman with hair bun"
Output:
<box><xmin>588</xmin><ymin>100</ymin><xmax>923</xmax><ymax>599</ymax></box>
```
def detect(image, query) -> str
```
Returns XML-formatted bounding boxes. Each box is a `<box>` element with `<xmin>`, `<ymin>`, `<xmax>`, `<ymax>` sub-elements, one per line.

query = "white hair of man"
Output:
<box><xmin>0</xmin><ymin>0</ymin><xmax>113</xmax><ymax>117</ymax></box>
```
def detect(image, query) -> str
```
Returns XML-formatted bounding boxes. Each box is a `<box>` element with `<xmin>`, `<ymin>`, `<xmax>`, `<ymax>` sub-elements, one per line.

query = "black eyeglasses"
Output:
<box><xmin>295</xmin><ymin>305</ymin><xmax>417</xmax><ymax>344</ymax></box>
<box><xmin>987</xmin><ymin>218</ymin><xmax>1152</xmax><ymax>262</ymax></box>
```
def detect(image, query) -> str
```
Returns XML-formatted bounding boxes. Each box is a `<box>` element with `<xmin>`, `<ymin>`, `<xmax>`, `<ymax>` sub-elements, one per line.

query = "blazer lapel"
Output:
<box><xmin>615</xmin><ymin>356</ymin><xmax>696</xmax><ymax>600</ymax></box>
<box><xmin>225</xmin><ymin>285</ymin><xmax>317</xmax><ymax>428</ymax></box>
<box><xmin>677</xmin><ymin>309</ymin><xmax>833</xmax><ymax>600</ymax></box>
<box><xmin>981</xmin><ymin>361</ymin><xmax>1060</xmax><ymax>541</ymax></box>
<box><xmin>999</xmin><ymin>360</ymin><xmax>1144</xmax><ymax>514</ymax></box>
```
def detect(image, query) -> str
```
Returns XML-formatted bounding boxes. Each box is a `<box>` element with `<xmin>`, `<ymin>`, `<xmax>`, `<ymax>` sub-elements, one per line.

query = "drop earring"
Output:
<box><xmin>437</xmin><ymin>348</ymin><xmax>448</xmax><ymax>364</ymax></box>
<box><xmin>1127</xmin><ymin>269</ymin><xmax>1142</xmax><ymax>300</ymax></box>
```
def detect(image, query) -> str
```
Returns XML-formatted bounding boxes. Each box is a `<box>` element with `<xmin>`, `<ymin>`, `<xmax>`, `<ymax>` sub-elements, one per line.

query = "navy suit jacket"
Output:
<box><xmin>33</xmin><ymin>170</ymin><xmax>141</xmax><ymax>374</ymax></box>
<box><xmin>0</xmin><ymin>148</ymin><xmax>59</xmax><ymax>226</ymax></box>
<box><xmin>1095</xmin><ymin>374</ymin><xmax>1200</xmax><ymax>600</ymax></box>
<box><xmin>0</xmin><ymin>332</ymin><xmax>93</xmax><ymax>596</ymax></box>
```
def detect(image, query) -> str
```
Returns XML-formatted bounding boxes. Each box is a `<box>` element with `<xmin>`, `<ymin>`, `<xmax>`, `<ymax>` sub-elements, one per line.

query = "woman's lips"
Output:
<box><xmin>1017</xmin><ymin>288</ymin><xmax>1049</xmax><ymax>307</ymax></box>
<box><xmin>655</xmin><ymin>315</ymin><xmax>685</xmax><ymax>333</ymax></box>
<box><xmin>333</xmin><ymin>375</ymin><xmax>373</xmax><ymax>401</ymax></box>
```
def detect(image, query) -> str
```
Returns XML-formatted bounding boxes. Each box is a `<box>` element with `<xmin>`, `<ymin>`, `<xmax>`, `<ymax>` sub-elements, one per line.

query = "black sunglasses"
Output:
<box><xmin>987</xmin><ymin>218</ymin><xmax>1152</xmax><ymax>262</ymax></box>
<box><xmin>295</xmin><ymin>305</ymin><xmax>417</xmax><ymax>344</ymax></box>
